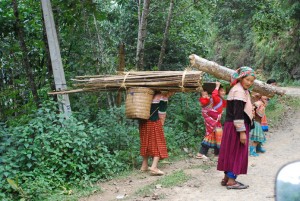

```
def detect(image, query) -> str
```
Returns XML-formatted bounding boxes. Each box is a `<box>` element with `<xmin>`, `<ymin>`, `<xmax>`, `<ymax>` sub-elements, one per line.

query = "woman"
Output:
<box><xmin>217</xmin><ymin>67</ymin><xmax>255</xmax><ymax>189</ymax></box>
<box><xmin>139</xmin><ymin>91</ymin><xmax>174</xmax><ymax>176</ymax></box>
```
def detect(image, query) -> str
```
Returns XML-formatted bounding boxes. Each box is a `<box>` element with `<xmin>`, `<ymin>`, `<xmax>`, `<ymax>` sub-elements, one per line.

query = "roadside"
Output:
<box><xmin>81</xmin><ymin>88</ymin><xmax>300</xmax><ymax>201</ymax></box>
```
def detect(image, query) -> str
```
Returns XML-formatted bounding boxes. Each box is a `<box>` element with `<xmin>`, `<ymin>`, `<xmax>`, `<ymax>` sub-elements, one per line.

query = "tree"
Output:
<box><xmin>135</xmin><ymin>0</ymin><xmax>151</xmax><ymax>70</ymax></box>
<box><xmin>12</xmin><ymin>0</ymin><xmax>39</xmax><ymax>107</ymax></box>
<box><xmin>157</xmin><ymin>0</ymin><xmax>174</xmax><ymax>70</ymax></box>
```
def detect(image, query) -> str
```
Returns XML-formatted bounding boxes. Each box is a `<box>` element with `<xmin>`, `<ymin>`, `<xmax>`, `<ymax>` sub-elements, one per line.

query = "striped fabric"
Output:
<box><xmin>202</xmin><ymin>108</ymin><xmax>221</xmax><ymax>136</ymax></box>
<box><xmin>139</xmin><ymin>119</ymin><xmax>168</xmax><ymax>159</ymax></box>
<box><xmin>201</xmin><ymin>127</ymin><xmax>223</xmax><ymax>148</ymax></box>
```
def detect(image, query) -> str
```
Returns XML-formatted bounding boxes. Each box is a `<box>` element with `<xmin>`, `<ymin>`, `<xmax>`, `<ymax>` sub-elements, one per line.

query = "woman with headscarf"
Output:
<box><xmin>217</xmin><ymin>67</ymin><xmax>256</xmax><ymax>189</ymax></box>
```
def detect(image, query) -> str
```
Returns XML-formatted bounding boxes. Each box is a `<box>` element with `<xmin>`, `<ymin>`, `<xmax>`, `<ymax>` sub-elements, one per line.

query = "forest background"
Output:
<box><xmin>0</xmin><ymin>0</ymin><xmax>300</xmax><ymax>200</ymax></box>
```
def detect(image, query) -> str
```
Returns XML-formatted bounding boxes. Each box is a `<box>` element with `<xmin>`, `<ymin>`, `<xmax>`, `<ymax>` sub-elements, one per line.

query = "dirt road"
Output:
<box><xmin>81</xmin><ymin>89</ymin><xmax>300</xmax><ymax>201</ymax></box>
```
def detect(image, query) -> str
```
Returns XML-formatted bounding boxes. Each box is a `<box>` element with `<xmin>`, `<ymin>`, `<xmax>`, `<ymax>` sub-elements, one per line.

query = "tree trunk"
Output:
<box><xmin>189</xmin><ymin>54</ymin><xmax>285</xmax><ymax>97</ymax></box>
<box><xmin>93</xmin><ymin>13</ymin><xmax>105</xmax><ymax>74</ymax></box>
<box><xmin>135</xmin><ymin>0</ymin><xmax>151</xmax><ymax>71</ymax></box>
<box><xmin>158</xmin><ymin>0</ymin><xmax>174</xmax><ymax>70</ymax></box>
<box><xmin>116</xmin><ymin>43</ymin><xmax>125</xmax><ymax>107</ymax></box>
<box><xmin>12</xmin><ymin>0</ymin><xmax>40</xmax><ymax>107</ymax></box>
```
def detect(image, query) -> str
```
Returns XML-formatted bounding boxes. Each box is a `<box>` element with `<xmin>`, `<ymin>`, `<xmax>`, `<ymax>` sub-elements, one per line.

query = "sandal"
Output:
<box><xmin>150</xmin><ymin>169</ymin><xmax>165</xmax><ymax>176</ymax></box>
<box><xmin>140</xmin><ymin>167</ymin><xmax>151</xmax><ymax>172</ymax></box>
<box><xmin>195</xmin><ymin>154</ymin><xmax>208</xmax><ymax>159</ymax></box>
<box><xmin>226</xmin><ymin>181</ymin><xmax>249</xmax><ymax>190</ymax></box>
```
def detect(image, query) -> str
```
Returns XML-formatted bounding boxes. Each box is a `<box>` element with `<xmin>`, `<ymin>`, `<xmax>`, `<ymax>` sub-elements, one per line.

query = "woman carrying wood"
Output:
<box><xmin>217</xmin><ymin>67</ymin><xmax>255</xmax><ymax>189</ymax></box>
<box><xmin>139</xmin><ymin>91</ymin><xmax>174</xmax><ymax>176</ymax></box>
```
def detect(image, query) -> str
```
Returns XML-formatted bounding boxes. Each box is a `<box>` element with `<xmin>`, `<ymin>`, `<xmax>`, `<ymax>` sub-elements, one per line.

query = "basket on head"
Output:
<box><xmin>125</xmin><ymin>87</ymin><xmax>154</xmax><ymax>119</ymax></box>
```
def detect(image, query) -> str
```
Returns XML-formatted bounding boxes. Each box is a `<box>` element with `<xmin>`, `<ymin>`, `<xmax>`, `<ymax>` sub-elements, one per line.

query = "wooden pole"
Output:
<box><xmin>189</xmin><ymin>54</ymin><xmax>285</xmax><ymax>97</ymax></box>
<box><xmin>41</xmin><ymin>0</ymin><xmax>72</xmax><ymax>116</ymax></box>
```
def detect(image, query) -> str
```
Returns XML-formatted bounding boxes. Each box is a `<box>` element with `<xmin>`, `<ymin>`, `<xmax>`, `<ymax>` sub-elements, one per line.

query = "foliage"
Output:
<box><xmin>1</xmin><ymin>0</ymin><xmax>300</xmax><ymax>199</ymax></box>
<box><xmin>0</xmin><ymin>101</ymin><xmax>129</xmax><ymax>200</ymax></box>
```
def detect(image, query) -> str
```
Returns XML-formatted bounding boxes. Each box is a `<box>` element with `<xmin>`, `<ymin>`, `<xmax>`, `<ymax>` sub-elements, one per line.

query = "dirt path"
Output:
<box><xmin>81</xmin><ymin>89</ymin><xmax>300</xmax><ymax>201</ymax></box>
<box><xmin>280</xmin><ymin>87</ymin><xmax>300</xmax><ymax>97</ymax></box>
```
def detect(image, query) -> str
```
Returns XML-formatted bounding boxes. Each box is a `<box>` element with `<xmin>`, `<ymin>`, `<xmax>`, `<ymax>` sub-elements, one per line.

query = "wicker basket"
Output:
<box><xmin>125</xmin><ymin>87</ymin><xmax>154</xmax><ymax>119</ymax></box>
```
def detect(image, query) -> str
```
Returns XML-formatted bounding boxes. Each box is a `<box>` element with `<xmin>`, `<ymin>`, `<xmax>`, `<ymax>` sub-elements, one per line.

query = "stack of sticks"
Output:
<box><xmin>48</xmin><ymin>70</ymin><xmax>205</xmax><ymax>95</ymax></box>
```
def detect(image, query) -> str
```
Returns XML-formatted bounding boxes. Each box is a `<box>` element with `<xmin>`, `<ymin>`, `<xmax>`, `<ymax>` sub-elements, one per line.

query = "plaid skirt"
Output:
<box><xmin>250</xmin><ymin>121</ymin><xmax>266</xmax><ymax>143</ymax></box>
<box><xmin>139</xmin><ymin>120</ymin><xmax>168</xmax><ymax>159</ymax></box>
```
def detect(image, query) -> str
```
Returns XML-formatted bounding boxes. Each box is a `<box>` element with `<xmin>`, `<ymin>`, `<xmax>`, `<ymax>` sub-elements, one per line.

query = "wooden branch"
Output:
<box><xmin>189</xmin><ymin>54</ymin><xmax>285</xmax><ymax>97</ymax></box>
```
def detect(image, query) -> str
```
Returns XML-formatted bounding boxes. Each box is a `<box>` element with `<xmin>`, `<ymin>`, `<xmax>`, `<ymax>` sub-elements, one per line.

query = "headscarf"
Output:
<box><xmin>230</xmin><ymin>66</ymin><xmax>255</xmax><ymax>86</ymax></box>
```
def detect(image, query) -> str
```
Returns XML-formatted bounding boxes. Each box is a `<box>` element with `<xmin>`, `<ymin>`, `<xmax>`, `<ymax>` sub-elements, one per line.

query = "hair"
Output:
<box><xmin>267</xmin><ymin>79</ymin><xmax>276</xmax><ymax>84</ymax></box>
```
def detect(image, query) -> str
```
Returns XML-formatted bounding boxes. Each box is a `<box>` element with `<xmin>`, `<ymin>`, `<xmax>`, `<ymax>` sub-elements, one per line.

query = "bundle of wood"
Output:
<box><xmin>49</xmin><ymin>70</ymin><xmax>205</xmax><ymax>95</ymax></box>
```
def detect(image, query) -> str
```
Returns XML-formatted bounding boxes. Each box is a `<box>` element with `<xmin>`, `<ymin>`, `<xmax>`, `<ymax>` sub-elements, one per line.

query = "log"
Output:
<box><xmin>189</xmin><ymin>54</ymin><xmax>285</xmax><ymax>97</ymax></box>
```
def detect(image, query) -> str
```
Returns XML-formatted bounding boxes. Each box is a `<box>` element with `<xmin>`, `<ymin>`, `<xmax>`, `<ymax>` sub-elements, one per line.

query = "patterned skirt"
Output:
<box><xmin>139</xmin><ymin>120</ymin><xmax>168</xmax><ymax>159</ymax></box>
<box><xmin>217</xmin><ymin>122</ymin><xmax>250</xmax><ymax>175</ymax></box>
<box><xmin>201</xmin><ymin>127</ymin><xmax>223</xmax><ymax>149</ymax></box>
<box><xmin>250</xmin><ymin>121</ymin><xmax>266</xmax><ymax>143</ymax></box>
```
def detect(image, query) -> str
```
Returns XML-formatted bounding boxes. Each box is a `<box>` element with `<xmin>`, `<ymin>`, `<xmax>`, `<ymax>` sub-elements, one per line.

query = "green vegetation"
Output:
<box><xmin>0</xmin><ymin>0</ymin><xmax>300</xmax><ymax>200</ymax></box>
<box><xmin>266</xmin><ymin>95</ymin><xmax>300</xmax><ymax>127</ymax></box>
<box><xmin>135</xmin><ymin>170</ymin><xmax>190</xmax><ymax>197</ymax></box>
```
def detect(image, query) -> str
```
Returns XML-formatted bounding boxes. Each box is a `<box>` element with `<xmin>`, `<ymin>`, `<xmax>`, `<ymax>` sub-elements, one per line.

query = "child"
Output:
<box><xmin>196</xmin><ymin>81</ymin><xmax>227</xmax><ymax>159</ymax></box>
<box><xmin>250</xmin><ymin>94</ymin><xmax>267</xmax><ymax>156</ymax></box>
<box><xmin>217</xmin><ymin>66</ymin><xmax>255</xmax><ymax>189</ymax></box>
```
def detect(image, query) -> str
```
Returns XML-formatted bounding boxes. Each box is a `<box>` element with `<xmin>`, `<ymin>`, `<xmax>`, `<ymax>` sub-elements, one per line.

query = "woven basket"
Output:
<box><xmin>125</xmin><ymin>87</ymin><xmax>154</xmax><ymax>119</ymax></box>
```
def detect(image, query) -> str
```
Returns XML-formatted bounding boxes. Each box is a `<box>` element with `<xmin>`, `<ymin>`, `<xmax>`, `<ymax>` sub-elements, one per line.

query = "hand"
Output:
<box><xmin>216</xmin><ymin>81</ymin><xmax>221</xmax><ymax>89</ymax></box>
<box><xmin>240</xmin><ymin>132</ymin><xmax>247</xmax><ymax>145</ymax></box>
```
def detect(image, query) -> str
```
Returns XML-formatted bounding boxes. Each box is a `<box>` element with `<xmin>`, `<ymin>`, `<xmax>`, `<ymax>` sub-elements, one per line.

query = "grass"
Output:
<box><xmin>45</xmin><ymin>185</ymin><xmax>101</xmax><ymax>201</ymax></box>
<box><xmin>135</xmin><ymin>170</ymin><xmax>191</xmax><ymax>197</ymax></box>
<box><xmin>266</xmin><ymin>95</ymin><xmax>300</xmax><ymax>127</ymax></box>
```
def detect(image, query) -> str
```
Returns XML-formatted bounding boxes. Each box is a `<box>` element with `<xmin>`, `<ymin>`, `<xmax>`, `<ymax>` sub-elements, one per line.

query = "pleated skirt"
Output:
<box><xmin>217</xmin><ymin>122</ymin><xmax>250</xmax><ymax>175</ymax></box>
<box><xmin>139</xmin><ymin>120</ymin><xmax>168</xmax><ymax>159</ymax></box>
<box><xmin>250</xmin><ymin>121</ymin><xmax>266</xmax><ymax>143</ymax></box>
<box><xmin>201</xmin><ymin>127</ymin><xmax>223</xmax><ymax>149</ymax></box>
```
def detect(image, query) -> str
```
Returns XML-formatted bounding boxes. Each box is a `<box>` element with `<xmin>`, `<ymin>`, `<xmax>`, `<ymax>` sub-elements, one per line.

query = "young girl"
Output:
<box><xmin>196</xmin><ymin>81</ymin><xmax>227</xmax><ymax>159</ymax></box>
<box><xmin>217</xmin><ymin>67</ymin><xmax>255</xmax><ymax>189</ymax></box>
<box><xmin>250</xmin><ymin>94</ymin><xmax>267</xmax><ymax>156</ymax></box>
<box><xmin>139</xmin><ymin>91</ymin><xmax>174</xmax><ymax>176</ymax></box>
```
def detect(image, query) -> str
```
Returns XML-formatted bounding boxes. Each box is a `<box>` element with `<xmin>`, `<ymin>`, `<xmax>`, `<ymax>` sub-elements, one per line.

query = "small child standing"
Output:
<box><xmin>250</xmin><ymin>94</ymin><xmax>267</xmax><ymax>156</ymax></box>
<box><xmin>196</xmin><ymin>82</ymin><xmax>227</xmax><ymax>159</ymax></box>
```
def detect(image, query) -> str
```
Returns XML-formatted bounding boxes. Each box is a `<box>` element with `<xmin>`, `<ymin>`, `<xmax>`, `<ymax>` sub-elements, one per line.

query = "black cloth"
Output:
<box><xmin>225</xmin><ymin>100</ymin><xmax>252</xmax><ymax>126</ymax></box>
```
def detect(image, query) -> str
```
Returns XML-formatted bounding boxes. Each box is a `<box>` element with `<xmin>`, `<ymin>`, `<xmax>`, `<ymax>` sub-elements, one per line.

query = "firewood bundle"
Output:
<box><xmin>48</xmin><ymin>70</ymin><xmax>205</xmax><ymax>95</ymax></box>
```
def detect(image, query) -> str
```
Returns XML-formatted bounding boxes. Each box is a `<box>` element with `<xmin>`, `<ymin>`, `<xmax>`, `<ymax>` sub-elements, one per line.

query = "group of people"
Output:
<box><xmin>137</xmin><ymin>66</ymin><xmax>277</xmax><ymax>190</ymax></box>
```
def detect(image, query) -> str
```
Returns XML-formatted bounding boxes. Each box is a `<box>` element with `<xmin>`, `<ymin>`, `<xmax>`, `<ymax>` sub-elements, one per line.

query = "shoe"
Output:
<box><xmin>256</xmin><ymin>144</ymin><xmax>266</xmax><ymax>153</ymax></box>
<box><xmin>150</xmin><ymin>169</ymin><xmax>165</xmax><ymax>176</ymax></box>
<box><xmin>226</xmin><ymin>181</ymin><xmax>249</xmax><ymax>190</ymax></box>
<box><xmin>195</xmin><ymin>154</ymin><xmax>208</xmax><ymax>159</ymax></box>
<box><xmin>250</xmin><ymin>146</ymin><xmax>259</xmax><ymax>157</ymax></box>
<box><xmin>140</xmin><ymin>167</ymin><xmax>151</xmax><ymax>172</ymax></box>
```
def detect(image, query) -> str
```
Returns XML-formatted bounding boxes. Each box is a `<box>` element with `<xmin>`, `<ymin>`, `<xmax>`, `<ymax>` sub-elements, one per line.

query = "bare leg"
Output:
<box><xmin>149</xmin><ymin>156</ymin><xmax>165</xmax><ymax>175</ymax></box>
<box><xmin>150</xmin><ymin>156</ymin><xmax>160</xmax><ymax>171</ymax></box>
<box><xmin>140</xmin><ymin>156</ymin><xmax>149</xmax><ymax>170</ymax></box>
<box><xmin>227</xmin><ymin>178</ymin><xmax>236</xmax><ymax>185</ymax></box>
